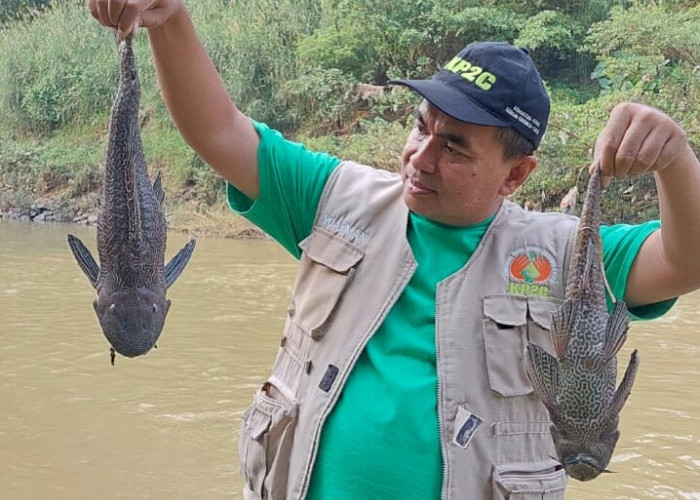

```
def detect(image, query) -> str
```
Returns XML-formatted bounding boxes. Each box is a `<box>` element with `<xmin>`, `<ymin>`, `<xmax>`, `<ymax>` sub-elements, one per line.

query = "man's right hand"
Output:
<box><xmin>88</xmin><ymin>0</ymin><xmax>184</xmax><ymax>39</ymax></box>
<box><xmin>87</xmin><ymin>0</ymin><xmax>261</xmax><ymax>199</ymax></box>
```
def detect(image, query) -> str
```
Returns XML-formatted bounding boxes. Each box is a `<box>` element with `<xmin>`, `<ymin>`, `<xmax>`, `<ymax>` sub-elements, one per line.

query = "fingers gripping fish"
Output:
<box><xmin>67</xmin><ymin>36</ymin><xmax>196</xmax><ymax>365</ymax></box>
<box><xmin>525</xmin><ymin>165</ymin><xmax>640</xmax><ymax>481</ymax></box>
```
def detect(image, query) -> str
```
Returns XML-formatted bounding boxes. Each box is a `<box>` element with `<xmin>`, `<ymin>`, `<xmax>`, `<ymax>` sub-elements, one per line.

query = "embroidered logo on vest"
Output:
<box><xmin>504</xmin><ymin>246</ymin><xmax>557</xmax><ymax>297</ymax></box>
<box><xmin>319</xmin><ymin>214</ymin><xmax>369</xmax><ymax>244</ymax></box>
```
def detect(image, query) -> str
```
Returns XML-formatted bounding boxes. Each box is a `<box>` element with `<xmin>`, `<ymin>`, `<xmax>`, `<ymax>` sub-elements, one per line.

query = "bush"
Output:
<box><xmin>583</xmin><ymin>2</ymin><xmax>699</xmax><ymax>142</ymax></box>
<box><xmin>0</xmin><ymin>0</ymin><xmax>50</xmax><ymax>26</ymax></box>
<box><xmin>0</xmin><ymin>123</ymin><xmax>102</xmax><ymax>197</ymax></box>
<box><xmin>0</xmin><ymin>0</ymin><xmax>697</xmax><ymax>220</ymax></box>
<box><xmin>0</xmin><ymin>0</ymin><xmax>162</xmax><ymax>134</ymax></box>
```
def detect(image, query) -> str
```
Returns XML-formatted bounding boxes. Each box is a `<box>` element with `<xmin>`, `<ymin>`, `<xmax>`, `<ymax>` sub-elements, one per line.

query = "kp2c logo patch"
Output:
<box><xmin>504</xmin><ymin>247</ymin><xmax>558</xmax><ymax>297</ymax></box>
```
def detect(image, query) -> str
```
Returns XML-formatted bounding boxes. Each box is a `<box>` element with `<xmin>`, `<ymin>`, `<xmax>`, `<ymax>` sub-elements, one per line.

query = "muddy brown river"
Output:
<box><xmin>1</xmin><ymin>220</ymin><xmax>698</xmax><ymax>499</ymax></box>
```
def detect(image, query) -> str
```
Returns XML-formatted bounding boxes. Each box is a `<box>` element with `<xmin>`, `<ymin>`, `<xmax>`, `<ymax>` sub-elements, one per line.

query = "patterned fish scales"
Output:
<box><xmin>67</xmin><ymin>36</ymin><xmax>196</xmax><ymax>365</ymax></box>
<box><xmin>100</xmin><ymin>37</ymin><xmax>163</xmax><ymax>283</ymax></box>
<box><xmin>525</xmin><ymin>165</ymin><xmax>640</xmax><ymax>482</ymax></box>
<box><xmin>558</xmin><ymin>310</ymin><xmax>614</xmax><ymax>421</ymax></box>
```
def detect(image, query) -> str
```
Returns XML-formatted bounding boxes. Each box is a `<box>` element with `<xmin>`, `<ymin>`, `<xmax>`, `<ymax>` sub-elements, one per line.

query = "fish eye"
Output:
<box><xmin>152</xmin><ymin>303</ymin><xmax>158</xmax><ymax>312</ymax></box>
<box><xmin>109</xmin><ymin>304</ymin><xmax>116</xmax><ymax>313</ymax></box>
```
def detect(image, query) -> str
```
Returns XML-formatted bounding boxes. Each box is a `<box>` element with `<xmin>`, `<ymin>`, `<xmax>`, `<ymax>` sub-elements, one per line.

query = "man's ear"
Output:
<box><xmin>499</xmin><ymin>155</ymin><xmax>537</xmax><ymax>196</ymax></box>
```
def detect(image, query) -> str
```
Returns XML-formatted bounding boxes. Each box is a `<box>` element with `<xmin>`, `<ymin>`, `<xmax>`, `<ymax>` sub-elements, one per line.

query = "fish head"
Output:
<box><xmin>93</xmin><ymin>287</ymin><xmax>170</xmax><ymax>357</ymax></box>
<box><xmin>551</xmin><ymin>421</ymin><xmax>620</xmax><ymax>481</ymax></box>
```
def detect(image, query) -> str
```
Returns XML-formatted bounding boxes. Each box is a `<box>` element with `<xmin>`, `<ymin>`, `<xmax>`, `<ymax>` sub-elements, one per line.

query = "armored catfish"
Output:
<box><xmin>68</xmin><ymin>36</ymin><xmax>195</xmax><ymax>364</ymax></box>
<box><xmin>525</xmin><ymin>165</ymin><xmax>640</xmax><ymax>481</ymax></box>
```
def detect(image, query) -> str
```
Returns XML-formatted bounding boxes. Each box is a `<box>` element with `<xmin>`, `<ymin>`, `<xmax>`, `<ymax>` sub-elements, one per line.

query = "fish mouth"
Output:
<box><xmin>107</xmin><ymin>340</ymin><xmax>156</xmax><ymax>366</ymax></box>
<box><xmin>110</xmin><ymin>341</ymin><xmax>155</xmax><ymax>358</ymax></box>
<box><xmin>102</xmin><ymin>322</ymin><xmax>161</xmax><ymax>358</ymax></box>
<box><xmin>563</xmin><ymin>454</ymin><xmax>613</xmax><ymax>481</ymax></box>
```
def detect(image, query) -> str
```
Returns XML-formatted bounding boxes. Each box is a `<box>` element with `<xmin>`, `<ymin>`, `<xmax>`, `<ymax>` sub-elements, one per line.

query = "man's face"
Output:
<box><xmin>400</xmin><ymin>102</ymin><xmax>534</xmax><ymax>226</ymax></box>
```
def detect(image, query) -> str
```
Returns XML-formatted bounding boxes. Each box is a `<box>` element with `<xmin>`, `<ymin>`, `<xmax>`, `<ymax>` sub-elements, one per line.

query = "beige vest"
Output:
<box><xmin>239</xmin><ymin>161</ymin><xmax>578</xmax><ymax>500</ymax></box>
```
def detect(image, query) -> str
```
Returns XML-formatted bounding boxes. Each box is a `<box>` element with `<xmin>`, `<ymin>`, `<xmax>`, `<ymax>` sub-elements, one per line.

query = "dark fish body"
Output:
<box><xmin>525</xmin><ymin>166</ymin><xmax>639</xmax><ymax>481</ymax></box>
<box><xmin>68</xmin><ymin>36</ymin><xmax>195</xmax><ymax>362</ymax></box>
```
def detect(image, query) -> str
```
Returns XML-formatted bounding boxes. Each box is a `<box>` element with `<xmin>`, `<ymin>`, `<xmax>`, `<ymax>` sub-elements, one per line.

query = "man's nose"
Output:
<box><xmin>411</xmin><ymin>138</ymin><xmax>437</xmax><ymax>174</ymax></box>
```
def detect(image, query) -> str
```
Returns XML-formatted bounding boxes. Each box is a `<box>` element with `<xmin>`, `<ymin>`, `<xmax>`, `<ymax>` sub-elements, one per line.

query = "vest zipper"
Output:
<box><xmin>432</xmin><ymin>206</ymin><xmax>506</xmax><ymax>499</ymax></box>
<box><xmin>435</xmin><ymin>293</ymin><xmax>449</xmax><ymax>500</ymax></box>
<box><xmin>297</xmin><ymin>257</ymin><xmax>417</xmax><ymax>500</ymax></box>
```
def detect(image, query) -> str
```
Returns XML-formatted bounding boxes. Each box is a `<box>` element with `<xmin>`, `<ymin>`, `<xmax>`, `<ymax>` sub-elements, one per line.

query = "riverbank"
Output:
<box><xmin>0</xmin><ymin>188</ymin><xmax>266</xmax><ymax>239</ymax></box>
<box><xmin>0</xmin><ymin>162</ymin><xmax>668</xmax><ymax>238</ymax></box>
<box><xmin>1</xmin><ymin>0</ymin><xmax>697</xmax><ymax>239</ymax></box>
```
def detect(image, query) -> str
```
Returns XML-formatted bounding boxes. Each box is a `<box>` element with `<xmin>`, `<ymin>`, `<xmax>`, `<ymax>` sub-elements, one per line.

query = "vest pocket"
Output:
<box><xmin>239</xmin><ymin>381</ymin><xmax>298</xmax><ymax>500</ymax></box>
<box><xmin>482</xmin><ymin>294</ymin><xmax>561</xmax><ymax>397</ymax></box>
<box><xmin>292</xmin><ymin>228</ymin><xmax>364</xmax><ymax>339</ymax></box>
<box><xmin>492</xmin><ymin>459</ymin><xmax>567</xmax><ymax>499</ymax></box>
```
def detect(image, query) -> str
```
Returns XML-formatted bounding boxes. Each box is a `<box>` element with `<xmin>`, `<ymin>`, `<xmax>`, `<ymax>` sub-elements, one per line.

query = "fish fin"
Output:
<box><xmin>603</xmin><ymin>300</ymin><xmax>630</xmax><ymax>362</ymax></box>
<box><xmin>551</xmin><ymin>300</ymin><xmax>577</xmax><ymax>358</ymax></box>
<box><xmin>525</xmin><ymin>342</ymin><xmax>560</xmax><ymax>415</ymax></box>
<box><xmin>164</xmin><ymin>238</ymin><xmax>196</xmax><ymax>288</ymax></box>
<box><xmin>607</xmin><ymin>349</ymin><xmax>640</xmax><ymax>417</ymax></box>
<box><xmin>152</xmin><ymin>172</ymin><xmax>165</xmax><ymax>206</ymax></box>
<box><xmin>67</xmin><ymin>234</ymin><xmax>100</xmax><ymax>288</ymax></box>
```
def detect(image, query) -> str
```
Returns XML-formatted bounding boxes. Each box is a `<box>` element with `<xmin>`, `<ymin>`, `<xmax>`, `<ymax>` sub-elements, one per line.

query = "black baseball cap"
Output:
<box><xmin>389</xmin><ymin>41</ymin><xmax>550</xmax><ymax>149</ymax></box>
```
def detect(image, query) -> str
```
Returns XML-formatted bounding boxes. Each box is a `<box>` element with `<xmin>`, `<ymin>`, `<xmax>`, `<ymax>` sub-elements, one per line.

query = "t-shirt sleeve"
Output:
<box><xmin>600</xmin><ymin>221</ymin><xmax>676</xmax><ymax>320</ymax></box>
<box><xmin>227</xmin><ymin>121</ymin><xmax>341</xmax><ymax>258</ymax></box>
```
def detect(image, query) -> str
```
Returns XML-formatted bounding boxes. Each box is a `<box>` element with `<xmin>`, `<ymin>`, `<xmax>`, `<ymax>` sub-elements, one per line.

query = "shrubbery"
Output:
<box><xmin>0</xmin><ymin>0</ymin><xmax>697</xmax><ymax>223</ymax></box>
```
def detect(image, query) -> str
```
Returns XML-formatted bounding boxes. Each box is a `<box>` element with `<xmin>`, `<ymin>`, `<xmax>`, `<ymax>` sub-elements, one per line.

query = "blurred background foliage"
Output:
<box><xmin>0</xmin><ymin>0</ymin><xmax>697</xmax><ymax>223</ymax></box>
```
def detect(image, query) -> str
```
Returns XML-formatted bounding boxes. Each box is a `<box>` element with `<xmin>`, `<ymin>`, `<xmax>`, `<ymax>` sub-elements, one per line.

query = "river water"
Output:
<box><xmin>1</xmin><ymin>220</ymin><xmax>698</xmax><ymax>499</ymax></box>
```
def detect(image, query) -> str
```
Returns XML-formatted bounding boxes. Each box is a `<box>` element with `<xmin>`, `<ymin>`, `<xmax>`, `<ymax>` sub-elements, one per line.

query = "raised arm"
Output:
<box><xmin>593</xmin><ymin>102</ymin><xmax>700</xmax><ymax>307</ymax></box>
<box><xmin>88</xmin><ymin>0</ymin><xmax>260</xmax><ymax>199</ymax></box>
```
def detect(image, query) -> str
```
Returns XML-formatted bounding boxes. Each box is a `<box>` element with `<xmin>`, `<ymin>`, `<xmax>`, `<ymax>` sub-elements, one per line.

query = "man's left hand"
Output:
<box><xmin>591</xmin><ymin>102</ymin><xmax>690</xmax><ymax>184</ymax></box>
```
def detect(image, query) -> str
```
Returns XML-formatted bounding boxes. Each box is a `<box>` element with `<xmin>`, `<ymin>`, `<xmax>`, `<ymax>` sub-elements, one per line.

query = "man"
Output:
<box><xmin>89</xmin><ymin>1</ymin><xmax>700</xmax><ymax>499</ymax></box>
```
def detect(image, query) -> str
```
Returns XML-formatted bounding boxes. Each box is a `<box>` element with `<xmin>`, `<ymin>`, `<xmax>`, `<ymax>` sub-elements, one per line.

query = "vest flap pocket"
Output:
<box><xmin>299</xmin><ymin>228</ymin><xmax>365</xmax><ymax>273</ymax></box>
<box><xmin>492</xmin><ymin>459</ymin><xmax>566</xmax><ymax>500</ymax></box>
<box><xmin>482</xmin><ymin>295</ymin><xmax>530</xmax><ymax>397</ymax></box>
<box><xmin>527</xmin><ymin>296</ymin><xmax>562</xmax><ymax>330</ymax></box>
<box><xmin>293</xmin><ymin>229</ymin><xmax>365</xmax><ymax>339</ymax></box>
<box><xmin>483</xmin><ymin>294</ymin><xmax>527</xmax><ymax>326</ymax></box>
<box><xmin>483</xmin><ymin>295</ymin><xmax>560</xmax><ymax>397</ymax></box>
<box><xmin>239</xmin><ymin>382</ymin><xmax>298</xmax><ymax>500</ymax></box>
<box><xmin>245</xmin><ymin>406</ymin><xmax>272</xmax><ymax>441</ymax></box>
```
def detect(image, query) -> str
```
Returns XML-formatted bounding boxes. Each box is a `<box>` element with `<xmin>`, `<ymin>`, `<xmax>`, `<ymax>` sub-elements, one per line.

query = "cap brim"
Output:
<box><xmin>388</xmin><ymin>78</ymin><xmax>508</xmax><ymax>128</ymax></box>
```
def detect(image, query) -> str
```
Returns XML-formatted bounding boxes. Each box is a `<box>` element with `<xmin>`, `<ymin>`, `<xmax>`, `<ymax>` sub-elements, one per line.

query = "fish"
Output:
<box><xmin>67</xmin><ymin>35</ymin><xmax>196</xmax><ymax>365</ymax></box>
<box><xmin>525</xmin><ymin>164</ymin><xmax>640</xmax><ymax>481</ymax></box>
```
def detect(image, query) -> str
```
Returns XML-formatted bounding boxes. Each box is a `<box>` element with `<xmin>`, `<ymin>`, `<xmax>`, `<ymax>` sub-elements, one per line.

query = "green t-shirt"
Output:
<box><xmin>228</xmin><ymin>121</ymin><xmax>674</xmax><ymax>499</ymax></box>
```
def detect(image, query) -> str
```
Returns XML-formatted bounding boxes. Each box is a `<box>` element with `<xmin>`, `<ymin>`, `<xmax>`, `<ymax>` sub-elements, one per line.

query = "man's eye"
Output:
<box><xmin>445</xmin><ymin>143</ymin><xmax>461</xmax><ymax>155</ymax></box>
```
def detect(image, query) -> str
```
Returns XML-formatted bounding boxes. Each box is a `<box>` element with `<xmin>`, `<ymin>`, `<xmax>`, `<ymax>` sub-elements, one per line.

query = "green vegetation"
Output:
<box><xmin>0</xmin><ymin>0</ymin><xmax>50</xmax><ymax>26</ymax></box>
<box><xmin>0</xmin><ymin>0</ymin><xmax>698</xmax><ymax>229</ymax></box>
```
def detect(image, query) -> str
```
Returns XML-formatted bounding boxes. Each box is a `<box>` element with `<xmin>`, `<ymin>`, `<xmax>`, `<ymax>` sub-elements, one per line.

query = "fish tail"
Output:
<box><xmin>565</xmin><ymin>164</ymin><xmax>605</xmax><ymax>301</ymax></box>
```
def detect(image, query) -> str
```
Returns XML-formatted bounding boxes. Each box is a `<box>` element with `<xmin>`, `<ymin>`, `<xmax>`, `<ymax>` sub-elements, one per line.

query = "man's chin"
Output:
<box><xmin>403</xmin><ymin>192</ymin><xmax>433</xmax><ymax>217</ymax></box>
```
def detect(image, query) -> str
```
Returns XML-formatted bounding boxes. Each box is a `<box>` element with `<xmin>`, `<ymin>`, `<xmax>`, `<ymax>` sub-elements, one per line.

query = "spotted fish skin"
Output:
<box><xmin>67</xmin><ymin>36</ymin><xmax>195</xmax><ymax>361</ymax></box>
<box><xmin>525</xmin><ymin>166</ymin><xmax>640</xmax><ymax>481</ymax></box>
